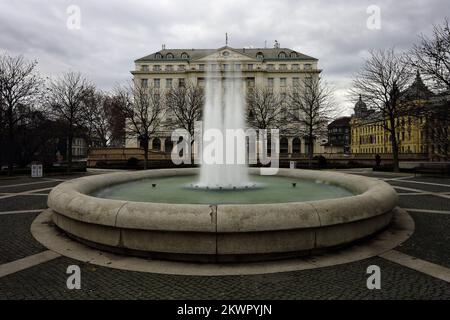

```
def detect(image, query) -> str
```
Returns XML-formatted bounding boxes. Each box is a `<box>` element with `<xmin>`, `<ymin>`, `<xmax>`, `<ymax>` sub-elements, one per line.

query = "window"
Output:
<box><xmin>165</xmin><ymin>65</ymin><xmax>173</xmax><ymax>71</ymax></box>
<box><xmin>304</xmin><ymin>64</ymin><xmax>312</xmax><ymax>70</ymax></box>
<box><xmin>247</xmin><ymin>78</ymin><xmax>255</xmax><ymax>88</ymax></box>
<box><xmin>178</xmin><ymin>78</ymin><xmax>185</xmax><ymax>87</ymax></box>
<box><xmin>267</xmin><ymin>64</ymin><xmax>275</xmax><ymax>71</ymax></box>
<box><xmin>292</xmin><ymin>64</ymin><xmax>300</xmax><ymax>70</ymax></box>
<box><xmin>256</xmin><ymin>52</ymin><xmax>264</xmax><ymax>59</ymax></box>
<box><xmin>198</xmin><ymin>78</ymin><xmax>205</xmax><ymax>87</ymax></box>
<box><xmin>141</xmin><ymin>79</ymin><xmax>148</xmax><ymax>88</ymax></box>
<box><xmin>212</xmin><ymin>64</ymin><xmax>218</xmax><ymax>71</ymax></box>
<box><xmin>155</xmin><ymin>53</ymin><xmax>163</xmax><ymax>59</ymax></box>
<box><xmin>154</xmin><ymin>79</ymin><xmax>160</xmax><ymax>88</ymax></box>
<box><xmin>166</xmin><ymin>53</ymin><xmax>174</xmax><ymax>59</ymax></box>
<box><xmin>223</xmin><ymin>64</ymin><xmax>230</xmax><ymax>71</ymax></box>
<box><xmin>293</xmin><ymin>77</ymin><xmax>300</xmax><ymax>87</ymax></box>
<box><xmin>290</xmin><ymin>52</ymin><xmax>298</xmax><ymax>58</ymax></box>
<box><xmin>280</xmin><ymin>78</ymin><xmax>287</xmax><ymax>87</ymax></box>
<box><xmin>222</xmin><ymin>51</ymin><xmax>230</xmax><ymax>57</ymax></box>
<box><xmin>141</xmin><ymin>65</ymin><xmax>149</xmax><ymax>71</ymax></box>
<box><xmin>153</xmin><ymin>65</ymin><xmax>161</xmax><ymax>71</ymax></box>
<box><xmin>247</xmin><ymin>64</ymin><xmax>254</xmax><ymax>71</ymax></box>
<box><xmin>278</xmin><ymin>52</ymin><xmax>287</xmax><ymax>59</ymax></box>
<box><xmin>235</xmin><ymin>64</ymin><xmax>241</xmax><ymax>71</ymax></box>
<box><xmin>178</xmin><ymin>65</ymin><xmax>186</xmax><ymax>71</ymax></box>
<box><xmin>268</xmin><ymin>78</ymin><xmax>274</xmax><ymax>87</ymax></box>
<box><xmin>305</xmin><ymin>76</ymin><xmax>313</xmax><ymax>85</ymax></box>
<box><xmin>166</xmin><ymin>79</ymin><xmax>173</xmax><ymax>88</ymax></box>
<box><xmin>199</xmin><ymin>64</ymin><xmax>205</xmax><ymax>71</ymax></box>
<box><xmin>279</xmin><ymin>64</ymin><xmax>287</xmax><ymax>71</ymax></box>
<box><xmin>181</xmin><ymin>52</ymin><xmax>189</xmax><ymax>59</ymax></box>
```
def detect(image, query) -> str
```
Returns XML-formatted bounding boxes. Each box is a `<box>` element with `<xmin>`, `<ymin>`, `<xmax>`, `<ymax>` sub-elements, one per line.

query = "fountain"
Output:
<box><xmin>43</xmin><ymin>59</ymin><xmax>399</xmax><ymax>263</ymax></box>
<box><xmin>196</xmin><ymin>66</ymin><xmax>252</xmax><ymax>190</ymax></box>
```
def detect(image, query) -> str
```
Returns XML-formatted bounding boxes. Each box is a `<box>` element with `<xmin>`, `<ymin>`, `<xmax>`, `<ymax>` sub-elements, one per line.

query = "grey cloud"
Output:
<box><xmin>0</xmin><ymin>0</ymin><xmax>448</xmax><ymax>114</ymax></box>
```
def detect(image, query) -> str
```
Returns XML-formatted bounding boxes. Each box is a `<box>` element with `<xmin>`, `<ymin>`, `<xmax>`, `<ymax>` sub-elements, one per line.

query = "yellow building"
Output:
<box><xmin>350</xmin><ymin>72</ymin><xmax>434</xmax><ymax>156</ymax></box>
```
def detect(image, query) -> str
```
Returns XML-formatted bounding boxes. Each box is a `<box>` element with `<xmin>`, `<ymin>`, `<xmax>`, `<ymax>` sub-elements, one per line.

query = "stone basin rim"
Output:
<box><xmin>47</xmin><ymin>168</ymin><xmax>398</xmax><ymax>234</ymax></box>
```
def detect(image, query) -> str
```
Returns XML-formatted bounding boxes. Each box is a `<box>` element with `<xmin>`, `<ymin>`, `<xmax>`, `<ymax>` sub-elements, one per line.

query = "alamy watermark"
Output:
<box><xmin>66</xmin><ymin>5</ymin><xmax>81</xmax><ymax>30</ymax></box>
<box><xmin>170</xmin><ymin>122</ymin><xmax>280</xmax><ymax>175</ymax></box>
<box><xmin>367</xmin><ymin>5</ymin><xmax>381</xmax><ymax>30</ymax></box>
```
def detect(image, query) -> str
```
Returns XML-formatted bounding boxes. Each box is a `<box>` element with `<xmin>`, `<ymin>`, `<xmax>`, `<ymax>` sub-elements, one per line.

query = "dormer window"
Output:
<box><xmin>256</xmin><ymin>52</ymin><xmax>264</xmax><ymax>60</ymax></box>
<box><xmin>181</xmin><ymin>52</ymin><xmax>189</xmax><ymax>59</ymax></box>
<box><xmin>290</xmin><ymin>52</ymin><xmax>298</xmax><ymax>58</ymax></box>
<box><xmin>155</xmin><ymin>53</ymin><xmax>163</xmax><ymax>59</ymax></box>
<box><xmin>166</xmin><ymin>53</ymin><xmax>174</xmax><ymax>59</ymax></box>
<box><xmin>278</xmin><ymin>52</ymin><xmax>287</xmax><ymax>59</ymax></box>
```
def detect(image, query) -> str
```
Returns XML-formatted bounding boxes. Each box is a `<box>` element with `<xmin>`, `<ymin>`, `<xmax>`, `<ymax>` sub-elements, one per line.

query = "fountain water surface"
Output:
<box><xmin>196</xmin><ymin>64</ymin><xmax>253</xmax><ymax>190</ymax></box>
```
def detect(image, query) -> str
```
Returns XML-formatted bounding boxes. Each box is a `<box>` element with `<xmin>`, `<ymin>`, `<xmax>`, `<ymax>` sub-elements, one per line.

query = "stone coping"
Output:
<box><xmin>47</xmin><ymin>168</ymin><xmax>398</xmax><ymax>234</ymax></box>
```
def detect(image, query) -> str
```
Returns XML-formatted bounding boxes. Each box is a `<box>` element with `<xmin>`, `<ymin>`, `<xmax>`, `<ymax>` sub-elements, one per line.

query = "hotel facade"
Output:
<box><xmin>128</xmin><ymin>45</ymin><xmax>325</xmax><ymax>157</ymax></box>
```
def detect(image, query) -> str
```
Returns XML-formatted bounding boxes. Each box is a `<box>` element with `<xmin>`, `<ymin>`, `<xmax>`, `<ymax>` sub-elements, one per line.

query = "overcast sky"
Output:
<box><xmin>0</xmin><ymin>0</ymin><xmax>448</xmax><ymax>115</ymax></box>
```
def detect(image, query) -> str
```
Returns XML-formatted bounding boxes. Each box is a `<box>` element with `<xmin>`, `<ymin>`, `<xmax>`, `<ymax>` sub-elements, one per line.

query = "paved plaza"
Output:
<box><xmin>0</xmin><ymin>169</ymin><xmax>449</xmax><ymax>300</ymax></box>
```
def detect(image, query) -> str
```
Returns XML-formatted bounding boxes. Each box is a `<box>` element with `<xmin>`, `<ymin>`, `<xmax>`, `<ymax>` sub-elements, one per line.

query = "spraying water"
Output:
<box><xmin>195</xmin><ymin>62</ymin><xmax>253</xmax><ymax>190</ymax></box>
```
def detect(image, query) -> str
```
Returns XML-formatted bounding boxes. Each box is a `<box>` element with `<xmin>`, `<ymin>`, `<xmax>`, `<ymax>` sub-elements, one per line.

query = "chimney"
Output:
<box><xmin>162</xmin><ymin>44</ymin><xmax>166</xmax><ymax>50</ymax></box>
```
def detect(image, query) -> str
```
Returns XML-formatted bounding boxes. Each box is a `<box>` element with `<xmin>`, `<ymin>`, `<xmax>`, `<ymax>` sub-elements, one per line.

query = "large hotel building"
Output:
<box><xmin>128</xmin><ymin>45</ymin><xmax>324</xmax><ymax>157</ymax></box>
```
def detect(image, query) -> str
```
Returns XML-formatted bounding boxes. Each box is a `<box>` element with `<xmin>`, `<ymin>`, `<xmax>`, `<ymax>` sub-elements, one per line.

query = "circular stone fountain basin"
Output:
<box><xmin>92</xmin><ymin>175</ymin><xmax>354</xmax><ymax>205</ymax></box>
<box><xmin>47</xmin><ymin>168</ymin><xmax>398</xmax><ymax>263</ymax></box>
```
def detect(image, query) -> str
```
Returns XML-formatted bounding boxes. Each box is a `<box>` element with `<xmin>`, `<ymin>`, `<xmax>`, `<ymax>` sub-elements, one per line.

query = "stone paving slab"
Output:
<box><xmin>399</xmin><ymin>195</ymin><xmax>450</xmax><ymax>211</ymax></box>
<box><xmin>388</xmin><ymin>181</ymin><xmax>450</xmax><ymax>193</ymax></box>
<box><xmin>0</xmin><ymin>182</ymin><xmax>59</xmax><ymax>194</ymax></box>
<box><xmin>0</xmin><ymin>256</ymin><xmax>449</xmax><ymax>300</ymax></box>
<box><xmin>0</xmin><ymin>177</ymin><xmax>43</xmax><ymax>187</ymax></box>
<box><xmin>0</xmin><ymin>212</ymin><xmax>47</xmax><ymax>264</ymax></box>
<box><xmin>0</xmin><ymin>172</ymin><xmax>449</xmax><ymax>300</ymax></box>
<box><xmin>397</xmin><ymin>212</ymin><xmax>450</xmax><ymax>269</ymax></box>
<box><xmin>0</xmin><ymin>196</ymin><xmax>48</xmax><ymax>212</ymax></box>
<box><xmin>406</xmin><ymin>176</ymin><xmax>450</xmax><ymax>185</ymax></box>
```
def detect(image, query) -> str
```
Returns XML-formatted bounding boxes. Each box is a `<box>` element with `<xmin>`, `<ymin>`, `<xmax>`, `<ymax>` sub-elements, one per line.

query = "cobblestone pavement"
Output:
<box><xmin>0</xmin><ymin>171</ymin><xmax>449</xmax><ymax>300</ymax></box>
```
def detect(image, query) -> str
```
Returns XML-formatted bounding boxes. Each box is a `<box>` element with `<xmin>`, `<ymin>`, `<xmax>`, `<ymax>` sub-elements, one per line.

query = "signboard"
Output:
<box><xmin>31</xmin><ymin>164</ymin><xmax>43</xmax><ymax>178</ymax></box>
<box><xmin>290</xmin><ymin>161</ymin><xmax>296</xmax><ymax>169</ymax></box>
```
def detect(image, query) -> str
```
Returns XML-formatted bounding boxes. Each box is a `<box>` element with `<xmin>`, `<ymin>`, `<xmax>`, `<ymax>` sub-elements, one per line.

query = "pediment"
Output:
<box><xmin>194</xmin><ymin>48</ymin><xmax>257</xmax><ymax>62</ymax></box>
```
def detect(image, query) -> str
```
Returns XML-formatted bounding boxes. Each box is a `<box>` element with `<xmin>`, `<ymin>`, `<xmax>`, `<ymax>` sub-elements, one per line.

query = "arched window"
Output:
<box><xmin>278</xmin><ymin>51</ymin><xmax>287</xmax><ymax>59</ymax></box>
<box><xmin>293</xmin><ymin>138</ymin><xmax>301</xmax><ymax>154</ymax></box>
<box><xmin>155</xmin><ymin>53</ymin><xmax>162</xmax><ymax>59</ymax></box>
<box><xmin>181</xmin><ymin>52</ymin><xmax>189</xmax><ymax>59</ymax></box>
<box><xmin>166</xmin><ymin>53</ymin><xmax>174</xmax><ymax>59</ymax></box>
<box><xmin>152</xmin><ymin>138</ymin><xmax>161</xmax><ymax>151</ymax></box>
<box><xmin>280</xmin><ymin>138</ymin><xmax>289</xmax><ymax>154</ymax></box>
<box><xmin>248</xmin><ymin>110</ymin><xmax>255</xmax><ymax>121</ymax></box>
<box><xmin>256</xmin><ymin>52</ymin><xmax>264</xmax><ymax>60</ymax></box>
<box><xmin>164</xmin><ymin>139</ymin><xmax>173</xmax><ymax>153</ymax></box>
<box><xmin>290</xmin><ymin>51</ymin><xmax>298</xmax><ymax>58</ymax></box>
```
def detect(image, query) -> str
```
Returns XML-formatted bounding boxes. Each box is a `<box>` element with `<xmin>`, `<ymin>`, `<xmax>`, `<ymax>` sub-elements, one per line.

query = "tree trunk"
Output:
<box><xmin>389</xmin><ymin>116</ymin><xmax>400</xmax><ymax>172</ymax></box>
<box><xmin>307</xmin><ymin>126</ymin><xmax>314</xmax><ymax>168</ymax></box>
<box><xmin>7</xmin><ymin>107</ymin><xmax>14</xmax><ymax>176</ymax></box>
<box><xmin>67</xmin><ymin>134</ymin><xmax>73</xmax><ymax>173</ymax></box>
<box><xmin>143</xmin><ymin>137</ymin><xmax>149</xmax><ymax>170</ymax></box>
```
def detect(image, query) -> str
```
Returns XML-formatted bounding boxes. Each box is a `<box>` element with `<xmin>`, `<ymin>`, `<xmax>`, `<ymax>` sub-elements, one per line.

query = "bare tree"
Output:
<box><xmin>246</xmin><ymin>87</ymin><xmax>286</xmax><ymax>129</ymax></box>
<box><xmin>46</xmin><ymin>72</ymin><xmax>93</xmax><ymax>173</ymax></box>
<box><xmin>116</xmin><ymin>82</ymin><xmax>165</xmax><ymax>169</ymax></box>
<box><xmin>288</xmin><ymin>77</ymin><xmax>335</xmax><ymax>165</ymax></box>
<box><xmin>352</xmin><ymin>48</ymin><xmax>411</xmax><ymax>172</ymax></box>
<box><xmin>165</xmin><ymin>82</ymin><xmax>203</xmax><ymax>145</ymax></box>
<box><xmin>82</xmin><ymin>89</ymin><xmax>116</xmax><ymax>148</ymax></box>
<box><xmin>0</xmin><ymin>53</ymin><xmax>42</xmax><ymax>175</ymax></box>
<box><xmin>409</xmin><ymin>18</ymin><xmax>450</xmax><ymax>92</ymax></box>
<box><xmin>103</xmin><ymin>94</ymin><xmax>126</xmax><ymax>147</ymax></box>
